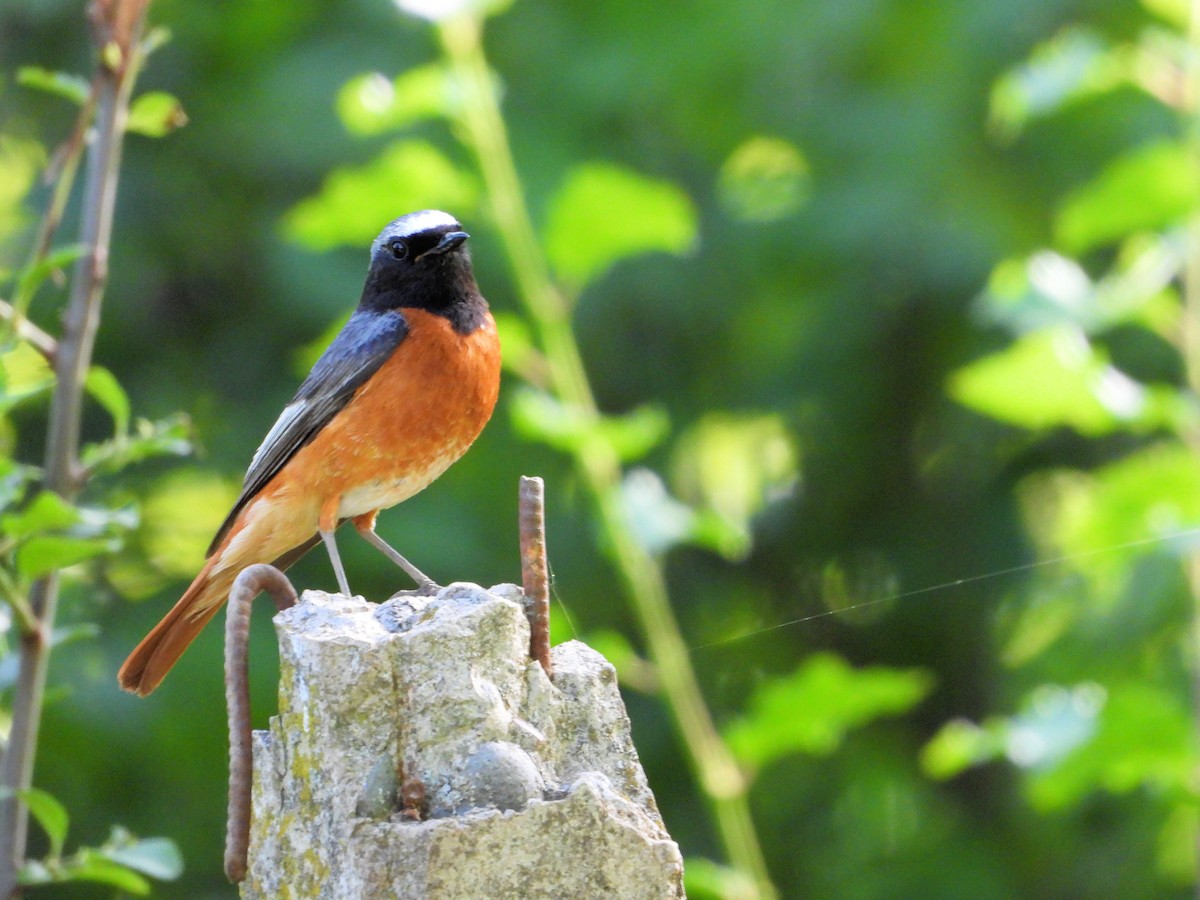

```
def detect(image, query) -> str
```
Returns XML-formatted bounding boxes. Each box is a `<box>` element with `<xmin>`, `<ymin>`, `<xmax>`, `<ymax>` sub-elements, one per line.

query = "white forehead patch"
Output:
<box><xmin>389</xmin><ymin>209</ymin><xmax>459</xmax><ymax>239</ymax></box>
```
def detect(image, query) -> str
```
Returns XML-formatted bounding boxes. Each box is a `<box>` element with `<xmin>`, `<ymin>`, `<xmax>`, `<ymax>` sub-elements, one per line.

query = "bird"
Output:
<box><xmin>118</xmin><ymin>210</ymin><xmax>501</xmax><ymax>696</ymax></box>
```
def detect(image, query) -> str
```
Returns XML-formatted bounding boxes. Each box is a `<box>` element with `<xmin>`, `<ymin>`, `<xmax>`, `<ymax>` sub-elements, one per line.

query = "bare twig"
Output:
<box><xmin>519</xmin><ymin>475</ymin><xmax>551</xmax><ymax>677</ymax></box>
<box><xmin>224</xmin><ymin>564</ymin><xmax>297</xmax><ymax>884</ymax></box>
<box><xmin>0</xmin><ymin>3</ymin><xmax>150</xmax><ymax>893</ymax></box>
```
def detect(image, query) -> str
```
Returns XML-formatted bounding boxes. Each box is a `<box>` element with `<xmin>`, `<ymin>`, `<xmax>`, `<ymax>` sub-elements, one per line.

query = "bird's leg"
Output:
<box><xmin>319</xmin><ymin>528</ymin><xmax>353</xmax><ymax>597</ymax></box>
<box><xmin>352</xmin><ymin>512</ymin><xmax>440</xmax><ymax>595</ymax></box>
<box><xmin>319</xmin><ymin>499</ymin><xmax>353</xmax><ymax>596</ymax></box>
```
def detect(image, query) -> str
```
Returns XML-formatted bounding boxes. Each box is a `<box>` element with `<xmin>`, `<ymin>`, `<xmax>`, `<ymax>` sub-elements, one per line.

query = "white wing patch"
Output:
<box><xmin>248</xmin><ymin>400</ymin><xmax>307</xmax><ymax>478</ymax></box>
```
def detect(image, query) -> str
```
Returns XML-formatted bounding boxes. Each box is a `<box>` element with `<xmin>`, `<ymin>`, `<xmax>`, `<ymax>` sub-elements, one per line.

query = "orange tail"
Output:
<box><xmin>117</xmin><ymin>557</ymin><xmax>236</xmax><ymax>696</ymax></box>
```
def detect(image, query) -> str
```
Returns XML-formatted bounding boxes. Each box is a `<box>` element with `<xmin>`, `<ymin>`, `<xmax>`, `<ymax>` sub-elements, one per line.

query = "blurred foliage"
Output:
<box><xmin>2</xmin><ymin>0</ymin><xmax>1199</xmax><ymax>896</ymax></box>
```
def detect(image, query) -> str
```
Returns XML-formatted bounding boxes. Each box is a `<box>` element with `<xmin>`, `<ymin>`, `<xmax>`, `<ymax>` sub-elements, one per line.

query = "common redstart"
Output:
<box><xmin>119</xmin><ymin>210</ymin><xmax>500</xmax><ymax>696</ymax></box>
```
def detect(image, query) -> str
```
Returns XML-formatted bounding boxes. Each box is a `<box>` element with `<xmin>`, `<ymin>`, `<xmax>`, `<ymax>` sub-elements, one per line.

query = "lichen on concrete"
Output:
<box><xmin>241</xmin><ymin>583</ymin><xmax>684</xmax><ymax>899</ymax></box>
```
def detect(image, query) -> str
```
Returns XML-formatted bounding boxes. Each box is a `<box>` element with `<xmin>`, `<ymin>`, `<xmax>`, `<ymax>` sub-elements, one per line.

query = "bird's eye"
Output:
<box><xmin>388</xmin><ymin>238</ymin><xmax>408</xmax><ymax>260</ymax></box>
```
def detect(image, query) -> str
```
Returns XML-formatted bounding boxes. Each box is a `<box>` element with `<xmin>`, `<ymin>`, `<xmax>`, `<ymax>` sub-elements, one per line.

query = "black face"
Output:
<box><xmin>360</xmin><ymin>215</ymin><xmax>485</xmax><ymax>332</ymax></box>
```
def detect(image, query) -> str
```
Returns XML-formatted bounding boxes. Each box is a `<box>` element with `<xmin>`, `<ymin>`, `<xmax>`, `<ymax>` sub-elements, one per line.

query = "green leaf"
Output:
<box><xmin>126</xmin><ymin>91</ymin><xmax>187</xmax><ymax>138</ymax></box>
<box><xmin>85</xmin><ymin>366</ymin><xmax>130</xmax><ymax>434</ymax></box>
<box><xmin>921</xmin><ymin>718</ymin><xmax>1007</xmax><ymax>780</ymax></box>
<box><xmin>543</xmin><ymin>162</ymin><xmax>696</xmax><ymax>290</ymax></box>
<box><xmin>988</xmin><ymin>29</ymin><xmax>1127</xmax><ymax>140</ymax></box>
<box><xmin>975</xmin><ymin>241</ymin><xmax>1182</xmax><ymax>338</ymax></box>
<box><xmin>14</xmin><ymin>243</ymin><xmax>86</xmax><ymax>307</ymax></box>
<box><xmin>1028</xmin><ymin>682</ymin><xmax>1191</xmax><ymax>811</ymax></box>
<box><xmin>101</xmin><ymin>836</ymin><xmax>183</xmax><ymax>881</ymax></box>
<box><xmin>17</xmin><ymin>789</ymin><xmax>68</xmax><ymax>859</ymax></box>
<box><xmin>1141</xmin><ymin>0</ymin><xmax>1188</xmax><ymax>28</ymax></box>
<box><xmin>683</xmin><ymin>857</ymin><xmax>759</xmax><ymax>900</ymax></box>
<box><xmin>1</xmin><ymin>491</ymin><xmax>80</xmax><ymax>540</ymax></box>
<box><xmin>16</xmin><ymin>535</ymin><xmax>120</xmax><ymax>580</ymax></box>
<box><xmin>947</xmin><ymin>326</ymin><xmax>1184</xmax><ymax>436</ymax></box>
<box><xmin>16</xmin><ymin>67</ymin><xmax>89</xmax><ymax>105</ymax></box>
<box><xmin>337</xmin><ymin>66</ymin><xmax>454</xmax><ymax>135</ymax></box>
<box><xmin>509</xmin><ymin>388</ymin><xmax>669</xmax><ymax>462</ymax></box>
<box><xmin>717</xmin><ymin>136</ymin><xmax>809</xmax><ymax>222</ymax></box>
<box><xmin>80</xmin><ymin>413</ymin><xmax>192</xmax><ymax>476</ymax></box>
<box><xmin>1028</xmin><ymin>444</ymin><xmax>1200</xmax><ymax>598</ymax></box>
<box><xmin>0</xmin><ymin>343</ymin><xmax>54</xmax><ymax>412</ymax></box>
<box><xmin>671</xmin><ymin>413</ymin><xmax>799</xmax><ymax>560</ymax></box>
<box><xmin>284</xmin><ymin>141</ymin><xmax>479</xmax><ymax>251</ymax></box>
<box><xmin>725</xmin><ymin>653</ymin><xmax>933</xmax><ymax>767</ymax></box>
<box><xmin>1056</xmin><ymin>142</ymin><xmax>1198</xmax><ymax>253</ymax></box>
<box><xmin>61</xmin><ymin>852</ymin><xmax>150</xmax><ymax>894</ymax></box>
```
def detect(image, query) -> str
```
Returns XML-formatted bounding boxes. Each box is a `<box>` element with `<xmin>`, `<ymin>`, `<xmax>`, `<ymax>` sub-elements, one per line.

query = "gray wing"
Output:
<box><xmin>206</xmin><ymin>309</ymin><xmax>409</xmax><ymax>555</ymax></box>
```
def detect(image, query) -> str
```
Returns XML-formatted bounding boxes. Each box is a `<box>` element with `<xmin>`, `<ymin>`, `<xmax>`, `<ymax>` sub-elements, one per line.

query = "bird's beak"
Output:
<box><xmin>417</xmin><ymin>230</ymin><xmax>469</xmax><ymax>261</ymax></box>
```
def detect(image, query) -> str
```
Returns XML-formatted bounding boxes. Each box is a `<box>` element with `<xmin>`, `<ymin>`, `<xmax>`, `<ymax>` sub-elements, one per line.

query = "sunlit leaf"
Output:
<box><xmin>126</xmin><ymin>91</ymin><xmax>187</xmax><ymax>138</ymax></box>
<box><xmin>975</xmin><ymin>241</ymin><xmax>1182</xmax><ymax>338</ymax></box>
<box><xmin>672</xmin><ymin>413</ymin><xmax>799</xmax><ymax>560</ymax></box>
<box><xmin>1037</xmin><ymin>443</ymin><xmax>1200</xmax><ymax>584</ymax></box>
<box><xmin>16</xmin><ymin>535</ymin><xmax>120</xmax><ymax>580</ymax></box>
<box><xmin>1028</xmin><ymin>682</ymin><xmax>1193</xmax><ymax>811</ymax></box>
<box><xmin>338</xmin><ymin>66</ymin><xmax>455</xmax><ymax>135</ymax></box>
<box><xmin>60</xmin><ymin>852</ymin><xmax>150</xmax><ymax>894</ymax></box>
<box><xmin>922</xmin><ymin>718</ymin><xmax>1007</xmax><ymax>780</ymax></box>
<box><xmin>80</xmin><ymin>413</ymin><xmax>192</xmax><ymax>476</ymax></box>
<box><xmin>543</xmin><ymin>162</ymin><xmax>696</xmax><ymax>290</ymax></box>
<box><xmin>85</xmin><ymin>366</ymin><xmax>130</xmax><ymax>434</ymax></box>
<box><xmin>725</xmin><ymin>653</ymin><xmax>933</xmax><ymax>767</ymax></box>
<box><xmin>1056</xmin><ymin>142</ymin><xmax>1197</xmax><ymax>253</ymax></box>
<box><xmin>0</xmin><ymin>342</ymin><xmax>54</xmax><ymax>413</ymax></box>
<box><xmin>15</xmin><ymin>788</ymin><xmax>68</xmax><ymax>859</ymax></box>
<box><xmin>989</xmin><ymin>28</ymin><xmax>1128</xmax><ymax>139</ymax></box>
<box><xmin>509</xmin><ymin>388</ymin><xmax>669</xmax><ymax>462</ymax></box>
<box><xmin>1</xmin><ymin>491</ymin><xmax>80</xmax><ymax>540</ymax></box>
<box><xmin>16</xmin><ymin>66</ymin><xmax>89</xmax><ymax>105</ymax></box>
<box><xmin>683</xmin><ymin>857</ymin><xmax>759</xmax><ymax>900</ymax></box>
<box><xmin>947</xmin><ymin>326</ymin><xmax>1183</xmax><ymax>436</ymax></box>
<box><xmin>285</xmin><ymin>140</ymin><xmax>479</xmax><ymax>251</ymax></box>
<box><xmin>717</xmin><ymin>136</ymin><xmax>809</xmax><ymax>222</ymax></box>
<box><xmin>100</xmin><ymin>833</ymin><xmax>183</xmax><ymax>881</ymax></box>
<box><xmin>1141</xmin><ymin>0</ymin><xmax>1188</xmax><ymax>28</ymax></box>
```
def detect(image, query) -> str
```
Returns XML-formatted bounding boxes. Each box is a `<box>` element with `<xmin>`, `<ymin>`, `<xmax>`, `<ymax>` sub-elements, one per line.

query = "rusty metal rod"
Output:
<box><xmin>519</xmin><ymin>476</ymin><xmax>551</xmax><ymax>677</ymax></box>
<box><xmin>224</xmin><ymin>564</ymin><xmax>298</xmax><ymax>883</ymax></box>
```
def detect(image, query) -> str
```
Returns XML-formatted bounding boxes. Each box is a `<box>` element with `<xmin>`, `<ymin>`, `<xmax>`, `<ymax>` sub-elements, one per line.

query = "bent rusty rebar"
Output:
<box><xmin>224</xmin><ymin>564</ymin><xmax>297</xmax><ymax>883</ymax></box>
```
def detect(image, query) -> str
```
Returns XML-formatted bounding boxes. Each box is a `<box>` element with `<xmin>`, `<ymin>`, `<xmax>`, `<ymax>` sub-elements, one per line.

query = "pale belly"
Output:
<box><xmin>334</xmin><ymin>444</ymin><xmax>466</xmax><ymax>519</ymax></box>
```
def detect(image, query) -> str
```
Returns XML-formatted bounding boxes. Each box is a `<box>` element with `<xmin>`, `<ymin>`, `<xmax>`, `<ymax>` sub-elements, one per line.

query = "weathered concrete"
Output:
<box><xmin>241</xmin><ymin>583</ymin><xmax>684</xmax><ymax>899</ymax></box>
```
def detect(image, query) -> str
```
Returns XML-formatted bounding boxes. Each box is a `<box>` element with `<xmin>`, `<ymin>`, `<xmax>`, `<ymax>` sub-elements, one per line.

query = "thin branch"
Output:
<box><xmin>0</xmin><ymin>300</ymin><xmax>58</xmax><ymax>363</ymax></box>
<box><xmin>224</xmin><ymin>565</ymin><xmax>297</xmax><ymax>884</ymax></box>
<box><xmin>0</xmin><ymin>2</ymin><xmax>150</xmax><ymax>894</ymax></box>
<box><xmin>438</xmin><ymin>17</ymin><xmax>775</xmax><ymax>898</ymax></box>
<box><xmin>519</xmin><ymin>476</ymin><xmax>551</xmax><ymax>677</ymax></box>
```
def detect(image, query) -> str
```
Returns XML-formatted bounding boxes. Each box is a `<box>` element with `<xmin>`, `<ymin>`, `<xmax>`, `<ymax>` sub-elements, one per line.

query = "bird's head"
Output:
<box><xmin>361</xmin><ymin>210</ymin><xmax>479</xmax><ymax>318</ymax></box>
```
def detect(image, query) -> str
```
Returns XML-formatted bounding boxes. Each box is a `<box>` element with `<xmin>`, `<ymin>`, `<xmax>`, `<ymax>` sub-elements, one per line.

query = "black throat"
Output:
<box><xmin>360</xmin><ymin>256</ymin><xmax>488</xmax><ymax>334</ymax></box>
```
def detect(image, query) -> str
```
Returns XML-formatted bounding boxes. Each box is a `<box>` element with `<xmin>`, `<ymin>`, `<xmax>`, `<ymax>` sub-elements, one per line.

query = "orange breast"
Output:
<box><xmin>256</xmin><ymin>307</ymin><xmax>501</xmax><ymax>528</ymax></box>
